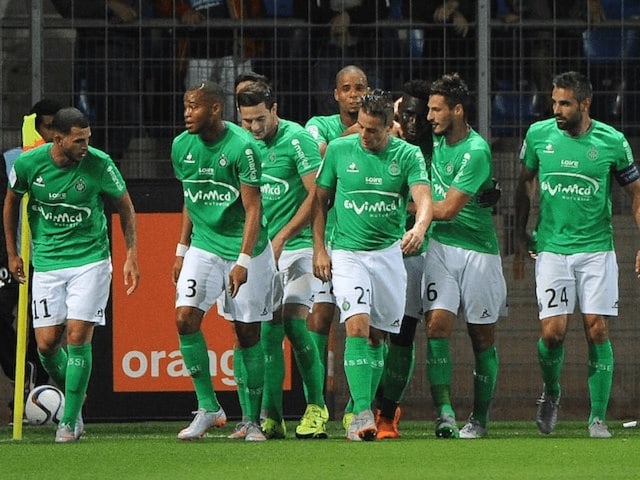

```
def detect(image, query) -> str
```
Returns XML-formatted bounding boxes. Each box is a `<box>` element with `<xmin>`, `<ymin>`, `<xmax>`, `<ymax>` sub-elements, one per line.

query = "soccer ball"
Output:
<box><xmin>24</xmin><ymin>385</ymin><xmax>65</xmax><ymax>425</ymax></box>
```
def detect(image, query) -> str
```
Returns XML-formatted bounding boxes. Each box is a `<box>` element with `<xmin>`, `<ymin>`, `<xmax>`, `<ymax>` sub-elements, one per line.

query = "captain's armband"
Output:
<box><xmin>614</xmin><ymin>164</ymin><xmax>640</xmax><ymax>186</ymax></box>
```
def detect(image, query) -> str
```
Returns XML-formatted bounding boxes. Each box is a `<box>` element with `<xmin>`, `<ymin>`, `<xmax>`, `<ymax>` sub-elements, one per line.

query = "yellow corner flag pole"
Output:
<box><xmin>12</xmin><ymin>113</ymin><xmax>43</xmax><ymax>440</ymax></box>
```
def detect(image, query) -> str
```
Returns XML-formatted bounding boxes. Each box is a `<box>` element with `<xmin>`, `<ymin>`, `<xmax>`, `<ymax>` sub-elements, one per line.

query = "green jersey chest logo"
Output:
<box><xmin>219</xmin><ymin>154</ymin><xmax>228</xmax><ymax>167</ymax></box>
<box><xmin>388</xmin><ymin>159</ymin><xmax>400</xmax><ymax>176</ymax></box>
<box><xmin>75</xmin><ymin>178</ymin><xmax>86</xmax><ymax>192</ymax></box>
<box><xmin>587</xmin><ymin>146</ymin><xmax>598</xmax><ymax>160</ymax></box>
<box><xmin>347</xmin><ymin>162</ymin><xmax>359</xmax><ymax>173</ymax></box>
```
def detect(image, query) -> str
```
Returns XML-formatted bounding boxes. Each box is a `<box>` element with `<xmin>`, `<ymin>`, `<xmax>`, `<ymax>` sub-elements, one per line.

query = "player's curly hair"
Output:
<box><xmin>430</xmin><ymin>72</ymin><xmax>470</xmax><ymax>112</ymax></box>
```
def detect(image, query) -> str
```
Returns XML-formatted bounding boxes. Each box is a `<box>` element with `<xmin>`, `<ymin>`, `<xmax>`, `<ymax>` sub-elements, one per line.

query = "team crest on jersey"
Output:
<box><xmin>268</xmin><ymin>150</ymin><xmax>276</xmax><ymax>163</ymax></box>
<box><xmin>219</xmin><ymin>154</ymin><xmax>228</xmax><ymax>167</ymax></box>
<box><xmin>75</xmin><ymin>178</ymin><xmax>86</xmax><ymax>192</ymax></box>
<box><xmin>587</xmin><ymin>146</ymin><xmax>598</xmax><ymax>160</ymax></box>
<box><xmin>346</xmin><ymin>162</ymin><xmax>359</xmax><ymax>173</ymax></box>
<box><xmin>184</xmin><ymin>152</ymin><xmax>194</xmax><ymax>164</ymax></box>
<box><xmin>388</xmin><ymin>159</ymin><xmax>400</xmax><ymax>176</ymax></box>
<box><xmin>342</xmin><ymin>298</ymin><xmax>351</xmax><ymax>311</ymax></box>
<box><xmin>445</xmin><ymin>162</ymin><xmax>454</xmax><ymax>175</ymax></box>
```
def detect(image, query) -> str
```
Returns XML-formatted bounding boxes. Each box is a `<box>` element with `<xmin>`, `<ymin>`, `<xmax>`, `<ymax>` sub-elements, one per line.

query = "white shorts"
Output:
<box><xmin>177</xmin><ymin>246</ymin><xmax>275</xmax><ymax>323</ymax></box>
<box><xmin>311</xmin><ymin>246</ymin><xmax>336</xmax><ymax>307</ymax></box>
<box><xmin>423</xmin><ymin>240</ymin><xmax>507</xmax><ymax>324</ymax></box>
<box><xmin>404</xmin><ymin>253</ymin><xmax>425</xmax><ymax>320</ymax></box>
<box><xmin>331</xmin><ymin>241</ymin><xmax>406</xmax><ymax>334</ymax></box>
<box><xmin>535</xmin><ymin>251</ymin><xmax>619</xmax><ymax>319</ymax></box>
<box><xmin>273</xmin><ymin>248</ymin><xmax>321</xmax><ymax>310</ymax></box>
<box><xmin>31</xmin><ymin>259</ymin><xmax>112</xmax><ymax>328</ymax></box>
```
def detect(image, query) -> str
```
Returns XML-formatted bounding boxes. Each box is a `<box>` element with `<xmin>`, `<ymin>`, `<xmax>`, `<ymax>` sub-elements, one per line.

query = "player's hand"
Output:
<box><xmin>313</xmin><ymin>248</ymin><xmax>332</xmax><ymax>282</ymax></box>
<box><xmin>123</xmin><ymin>257</ymin><xmax>140</xmax><ymax>295</ymax></box>
<box><xmin>172</xmin><ymin>256</ymin><xmax>184</xmax><ymax>285</ymax></box>
<box><xmin>8</xmin><ymin>255</ymin><xmax>26</xmax><ymax>284</ymax></box>
<box><xmin>401</xmin><ymin>228</ymin><xmax>425</xmax><ymax>255</ymax></box>
<box><xmin>477</xmin><ymin>178</ymin><xmax>501</xmax><ymax>208</ymax></box>
<box><xmin>228</xmin><ymin>265</ymin><xmax>248</xmax><ymax>298</ymax></box>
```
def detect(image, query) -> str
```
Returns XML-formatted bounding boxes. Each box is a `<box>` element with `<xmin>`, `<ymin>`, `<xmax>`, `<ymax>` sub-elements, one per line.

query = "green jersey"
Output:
<box><xmin>172</xmin><ymin>121</ymin><xmax>268</xmax><ymax>260</ymax></box>
<box><xmin>256</xmin><ymin>119</ymin><xmax>322</xmax><ymax>250</ymax></box>
<box><xmin>8</xmin><ymin>143</ymin><xmax>126</xmax><ymax>272</ymax></box>
<box><xmin>521</xmin><ymin>118</ymin><xmax>634</xmax><ymax>254</ymax></box>
<box><xmin>305</xmin><ymin>114</ymin><xmax>347</xmax><ymax>147</ymax></box>
<box><xmin>429</xmin><ymin>129</ymin><xmax>499</xmax><ymax>254</ymax></box>
<box><xmin>316</xmin><ymin>134</ymin><xmax>429</xmax><ymax>251</ymax></box>
<box><xmin>305</xmin><ymin>114</ymin><xmax>351</xmax><ymax>246</ymax></box>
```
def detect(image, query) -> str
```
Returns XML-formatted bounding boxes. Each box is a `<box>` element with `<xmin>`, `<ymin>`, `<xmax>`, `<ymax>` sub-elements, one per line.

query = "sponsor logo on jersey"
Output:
<box><xmin>346</xmin><ymin>162</ymin><xmax>359</xmax><ymax>173</ymax></box>
<box><xmin>260</xmin><ymin>174</ymin><xmax>289</xmax><ymax>200</ymax></box>
<box><xmin>199</xmin><ymin>167</ymin><xmax>215</xmax><ymax>175</ymax></box>
<box><xmin>34</xmin><ymin>202</ymin><xmax>92</xmax><ymax>227</ymax></box>
<box><xmin>48</xmin><ymin>192</ymin><xmax>66</xmax><ymax>200</ymax></box>
<box><xmin>560</xmin><ymin>159</ymin><xmax>579</xmax><ymax>168</ymax></box>
<box><xmin>107</xmin><ymin>166</ymin><xmax>124</xmax><ymax>191</ymax></box>
<box><xmin>33</xmin><ymin>175</ymin><xmax>45</xmax><ymax>187</ymax></box>
<box><xmin>343</xmin><ymin>193</ymin><xmax>401</xmax><ymax>216</ymax></box>
<box><xmin>543</xmin><ymin>143</ymin><xmax>554</xmax><ymax>154</ymax></box>
<box><xmin>365</xmin><ymin>176</ymin><xmax>382</xmax><ymax>185</ymax></box>
<box><xmin>183</xmin><ymin>180</ymin><xmax>240</xmax><ymax>206</ymax></box>
<box><xmin>291</xmin><ymin>138</ymin><xmax>312</xmax><ymax>170</ymax></box>
<box><xmin>540</xmin><ymin>172</ymin><xmax>600</xmax><ymax>199</ymax></box>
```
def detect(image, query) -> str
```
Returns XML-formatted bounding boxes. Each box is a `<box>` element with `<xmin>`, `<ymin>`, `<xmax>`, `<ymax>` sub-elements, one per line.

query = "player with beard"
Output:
<box><xmin>515</xmin><ymin>71</ymin><xmax>640</xmax><ymax>438</ymax></box>
<box><xmin>423</xmin><ymin>73</ymin><xmax>507</xmax><ymax>439</ymax></box>
<box><xmin>375</xmin><ymin>79</ymin><xmax>501</xmax><ymax>439</ymax></box>
<box><xmin>3</xmin><ymin>107</ymin><xmax>140</xmax><ymax>443</ymax></box>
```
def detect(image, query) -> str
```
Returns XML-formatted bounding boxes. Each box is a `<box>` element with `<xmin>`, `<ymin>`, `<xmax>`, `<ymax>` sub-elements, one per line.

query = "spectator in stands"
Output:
<box><xmin>50</xmin><ymin>0</ymin><xmax>145</xmax><ymax>160</ymax></box>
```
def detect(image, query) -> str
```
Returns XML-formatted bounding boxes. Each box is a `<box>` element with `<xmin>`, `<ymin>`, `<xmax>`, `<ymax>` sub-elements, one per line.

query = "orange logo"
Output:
<box><xmin>111</xmin><ymin>212</ymin><xmax>291</xmax><ymax>392</ymax></box>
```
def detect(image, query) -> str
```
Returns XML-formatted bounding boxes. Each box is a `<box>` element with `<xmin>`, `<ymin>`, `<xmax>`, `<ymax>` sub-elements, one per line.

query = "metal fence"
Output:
<box><xmin>2</xmin><ymin>0</ymin><xmax>640</xmax><ymax>422</ymax></box>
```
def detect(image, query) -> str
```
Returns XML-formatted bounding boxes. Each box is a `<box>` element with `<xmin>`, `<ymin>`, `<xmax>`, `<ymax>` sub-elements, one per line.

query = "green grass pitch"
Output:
<box><xmin>1</xmin><ymin>420</ymin><xmax>639</xmax><ymax>479</ymax></box>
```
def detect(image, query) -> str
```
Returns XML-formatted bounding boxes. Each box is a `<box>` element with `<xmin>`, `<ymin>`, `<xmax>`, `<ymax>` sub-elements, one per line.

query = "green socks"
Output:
<box><xmin>233</xmin><ymin>347</ymin><xmax>248</xmax><ymax>422</ymax></box>
<box><xmin>344</xmin><ymin>336</ymin><xmax>372</xmax><ymax>414</ymax></box>
<box><xmin>309</xmin><ymin>331</ymin><xmax>328</xmax><ymax>374</ymax></box>
<box><xmin>588</xmin><ymin>340</ymin><xmax>613</xmax><ymax>423</ymax></box>
<box><xmin>38</xmin><ymin>347</ymin><xmax>68</xmax><ymax>388</ymax></box>
<box><xmin>472</xmin><ymin>346</ymin><xmax>499</xmax><ymax>427</ymax></box>
<box><xmin>427</xmin><ymin>338</ymin><xmax>454</xmax><ymax>417</ymax></box>
<box><xmin>240</xmin><ymin>342</ymin><xmax>265</xmax><ymax>424</ymax></box>
<box><xmin>381</xmin><ymin>342</ymin><xmax>415</xmax><ymax>404</ymax></box>
<box><xmin>369</xmin><ymin>343</ymin><xmax>385</xmax><ymax>402</ymax></box>
<box><xmin>285</xmin><ymin>318</ymin><xmax>325</xmax><ymax>407</ymax></box>
<box><xmin>60</xmin><ymin>343</ymin><xmax>92</xmax><ymax>427</ymax></box>
<box><xmin>179</xmin><ymin>331</ymin><xmax>219</xmax><ymax>412</ymax></box>
<box><xmin>261</xmin><ymin>321</ymin><xmax>285</xmax><ymax>421</ymax></box>
<box><xmin>537</xmin><ymin>338</ymin><xmax>564</xmax><ymax>399</ymax></box>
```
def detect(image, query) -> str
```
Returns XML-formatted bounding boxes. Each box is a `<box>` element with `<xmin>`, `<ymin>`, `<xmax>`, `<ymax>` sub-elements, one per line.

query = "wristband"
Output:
<box><xmin>175</xmin><ymin>243</ymin><xmax>189</xmax><ymax>257</ymax></box>
<box><xmin>236</xmin><ymin>253</ymin><xmax>251</xmax><ymax>269</ymax></box>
